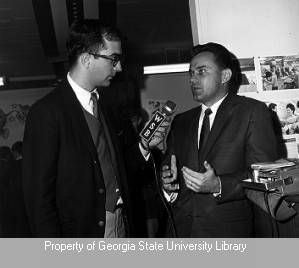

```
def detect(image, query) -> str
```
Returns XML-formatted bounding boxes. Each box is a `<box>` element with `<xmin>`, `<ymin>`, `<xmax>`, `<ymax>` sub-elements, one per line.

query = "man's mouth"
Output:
<box><xmin>191</xmin><ymin>86</ymin><xmax>202</xmax><ymax>91</ymax></box>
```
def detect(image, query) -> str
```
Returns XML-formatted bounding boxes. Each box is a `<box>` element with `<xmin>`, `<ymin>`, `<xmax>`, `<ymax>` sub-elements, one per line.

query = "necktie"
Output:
<box><xmin>198</xmin><ymin>108</ymin><xmax>212</xmax><ymax>157</ymax></box>
<box><xmin>90</xmin><ymin>92</ymin><xmax>98</xmax><ymax>119</ymax></box>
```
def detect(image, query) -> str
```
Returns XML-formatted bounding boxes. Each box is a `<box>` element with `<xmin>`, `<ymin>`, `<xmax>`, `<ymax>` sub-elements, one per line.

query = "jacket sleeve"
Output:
<box><xmin>22</xmin><ymin>103</ymin><xmax>61</xmax><ymax>237</ymax></box>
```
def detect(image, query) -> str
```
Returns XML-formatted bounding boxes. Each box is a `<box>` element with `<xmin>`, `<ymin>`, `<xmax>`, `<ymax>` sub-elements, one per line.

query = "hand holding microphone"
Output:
<box><xmin>140</xmin><ymin>100</ymin><xmax>176</xmax><ymax>150</ymax></box>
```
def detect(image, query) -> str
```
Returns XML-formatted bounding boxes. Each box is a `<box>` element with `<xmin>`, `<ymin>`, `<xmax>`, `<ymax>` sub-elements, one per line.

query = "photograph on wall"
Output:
<box><xmin>282</xmin><ymin>134</ymin><xmax>299</xmax><ymax>158</ymax></box>
<box><xmin>265</xmin><ymin>99</ymin><xmax>299</xmax><ymax>158</ymax></box>
<box><xmin>259</xmin><ymin>55</ymin><xmax>299</xmax><ymax>91</ymax></box>
<box><xmin>238</xmin><ymin>58</ymin><xmax>257</xmax><ymax>93</ymax></box>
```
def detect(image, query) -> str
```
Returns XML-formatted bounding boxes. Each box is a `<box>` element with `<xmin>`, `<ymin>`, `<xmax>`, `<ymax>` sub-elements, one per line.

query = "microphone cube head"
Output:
<box><xmin>139</xmin><ymin>111</ymin><xmax>166</xmax><ymax>142</ymax></box>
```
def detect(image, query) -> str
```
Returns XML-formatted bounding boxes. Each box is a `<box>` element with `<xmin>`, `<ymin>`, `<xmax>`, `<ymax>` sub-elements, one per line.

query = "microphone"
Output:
<box><xmin>140</xmin><ymin>100</ymin><xmax>176</xmax><ymax>142</ymax></box>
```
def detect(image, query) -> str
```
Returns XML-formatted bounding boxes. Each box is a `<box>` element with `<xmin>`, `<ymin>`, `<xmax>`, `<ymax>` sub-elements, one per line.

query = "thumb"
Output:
<box><xmin>171</xmin><ymin>155</ymin><xmax>177</xmax><ymax>174</ymax></box>
<box><xmin>204</xmin><ymin>161</ymin><xmax>212</xmax><ymax>170</ymax></box>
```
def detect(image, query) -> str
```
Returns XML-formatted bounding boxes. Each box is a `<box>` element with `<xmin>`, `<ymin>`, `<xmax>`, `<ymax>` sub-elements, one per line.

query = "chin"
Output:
<box><xmin>192</xmin><ymin>94</ymin><xmax>203</xmax><ymax>102</ymax></box>
<box><xmin>101</xmin><ymin>80</ymin><xmax>111</xmax><ymax>87</ymax></box>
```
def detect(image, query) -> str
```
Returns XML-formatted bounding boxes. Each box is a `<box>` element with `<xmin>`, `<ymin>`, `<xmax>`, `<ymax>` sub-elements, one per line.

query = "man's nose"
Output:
<box><xmin>190</xmin><ymin>76</ymin><xmax>198</xmax><ymax>84</ymax></box>
<box><xmin>113</xmin><ymin>61</ymin><xmax>122</xmax><ymax>72</ymax></box>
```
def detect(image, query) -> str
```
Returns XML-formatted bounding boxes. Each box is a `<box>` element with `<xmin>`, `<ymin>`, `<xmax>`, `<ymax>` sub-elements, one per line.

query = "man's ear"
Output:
<box><xmin>80</xmin><ymin>53</ymin><xmax>91</xmax><ymax>69</ymax></box>
<box><xmin>221</xmin><ymin>68</ymin><xmax>232</xmax><ymax>84</ymax></box>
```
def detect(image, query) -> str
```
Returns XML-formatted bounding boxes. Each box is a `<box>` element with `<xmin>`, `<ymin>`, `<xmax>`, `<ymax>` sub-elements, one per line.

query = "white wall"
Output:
<box><xmin>141</xmin><ymin>0</ymin><xmax>299</xmax><ymax>114</ymax></box>
<box><xmin>190</xmin><ymin>0</ymin><xmax>299</xmax><ymax>58</ymax></box>
<box><xmin>141</xmin><ymin>72</ymin><xmax>198</xmax><ymax>114</ymax></box>
<box><xmin>188</xmin><ymin>0</ymin><xmax>299</xmax><ymax>102</ymax></box>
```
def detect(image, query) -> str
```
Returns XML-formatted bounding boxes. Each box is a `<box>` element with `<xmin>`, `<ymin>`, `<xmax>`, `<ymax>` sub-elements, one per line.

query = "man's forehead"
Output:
<box><xmin>190</xmin><ymin>51</ymin><xmax>216</xmax><ymax>68</ymax></box>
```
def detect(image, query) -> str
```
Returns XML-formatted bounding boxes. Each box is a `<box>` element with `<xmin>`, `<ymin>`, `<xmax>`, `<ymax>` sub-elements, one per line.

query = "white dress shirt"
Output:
<box><xmin>67</xmin><ymin>73</ymin><xmax>98</xmax><ymax>115</ymax></box>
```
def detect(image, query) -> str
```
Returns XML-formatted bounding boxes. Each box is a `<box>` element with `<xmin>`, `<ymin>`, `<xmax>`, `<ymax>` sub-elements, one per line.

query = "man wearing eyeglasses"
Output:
<box><xmin>22</xmin><ymin>20</ymin><xmax>168</xmax><ymax>238</ymax></box>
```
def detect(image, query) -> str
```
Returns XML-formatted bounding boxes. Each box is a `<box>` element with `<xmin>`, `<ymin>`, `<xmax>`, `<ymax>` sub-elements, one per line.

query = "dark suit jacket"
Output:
<box><xmin>22</xmin><ymin>80</ymin><xmax>148</xmax><ymax>237</ymax></box>
<box><xmin>2</xmin><ymin>159</ymin><xmax>31</xmax><ymax>237</ymax></box>
<box><xmin>165</xmin><ymin>93</ymin><xmax>278</xmax><ymax>237</ymax></box>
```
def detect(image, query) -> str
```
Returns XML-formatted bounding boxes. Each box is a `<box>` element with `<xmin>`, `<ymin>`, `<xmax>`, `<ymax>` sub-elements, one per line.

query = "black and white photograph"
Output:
<box><xmin>238</xmin><ymin>58</ymin><xmax>257</xmax><ymax>93</ymax></box>
<box><xmin>266</xmin><ymin>99</ymin><xmax>299</xmax><ymax>135</ymax></box>
<box><xmin>2</xmin><ymin>2</ymin><xmax>299</xmax><ymax>266</ymax></box>
<box><xmin>259</xmin><ymin>55</ymin><xmax>299</xmax><ymax>91</ymax></box>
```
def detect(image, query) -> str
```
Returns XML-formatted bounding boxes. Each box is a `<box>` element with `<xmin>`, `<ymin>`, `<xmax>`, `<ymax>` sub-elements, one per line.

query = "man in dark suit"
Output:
<box><xmin>161</xmin><ymin>43</ymin><xmax>278</xmax><ymax>237</ymax></box>
<box><xmin>22</xmin><ymin>20</ymin><xmax>167</xmax><ymax>238</ymax></box>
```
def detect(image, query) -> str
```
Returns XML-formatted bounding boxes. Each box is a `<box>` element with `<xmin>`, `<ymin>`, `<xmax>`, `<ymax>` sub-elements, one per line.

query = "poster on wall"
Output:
<box><xmin>238</xmin><ymin>58</ymin><xmax>257</xmax><ymax>93</ymax></box>
<box><xmin>0</xmin><ymin>87</ymin><xmax>53</xmax><ymax>148</ymax></box>
<box><xmin>265</xmin><ymin>99</ymin><xmax>299</xmax><ymax>158</ymax></box>
<box><xmin>258</xmin><ymin>55</ymin><xmax>299</xmax><ymax>91</ymax></box>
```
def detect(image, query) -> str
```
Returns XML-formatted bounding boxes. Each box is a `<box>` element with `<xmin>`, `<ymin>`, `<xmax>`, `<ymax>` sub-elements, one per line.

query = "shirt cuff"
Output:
<box><xmin>139</xmin><ymin>142</ymin><xmax>150</xmax><ymax>161</ymax></box>
<box><xmin>163</xmin><ymin>189</ymin><xmax>178</xmax><ymax>203</ymax></box>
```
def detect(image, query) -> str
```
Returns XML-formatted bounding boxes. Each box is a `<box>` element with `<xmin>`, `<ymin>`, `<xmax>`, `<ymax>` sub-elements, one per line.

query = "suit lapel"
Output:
<box><xmin>183</xmin><ymin>106</ymin><xmax>202</xmax><ymax>172</ymax></box>
<box><xmin>60</xmin><ymin>80</ymin><xmax>99</xmax><ymax>160</ymax></box>
<box><xmin>199</xmin><ymin>94</ymin><xmax>237</xmax><ymax>167</ymax></box>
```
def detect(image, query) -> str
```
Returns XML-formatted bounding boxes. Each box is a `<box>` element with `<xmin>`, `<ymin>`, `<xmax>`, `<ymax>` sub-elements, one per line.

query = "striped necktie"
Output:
<box><xmin>90</xmin><ymin>92</ymin><xmax>98</xmax><ymax>118</ymax></box>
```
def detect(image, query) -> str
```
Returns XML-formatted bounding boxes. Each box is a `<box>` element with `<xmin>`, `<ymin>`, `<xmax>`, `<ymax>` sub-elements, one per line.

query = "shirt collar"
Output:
<box><xmin>67</xmin><ymin>73</ymin><xmax>99</xmax><ymax>109</ymax></box>
<box><xmin>201</xmin><ymin>93</ymin><xmax>228</xmax><ymax>115</ymax></box>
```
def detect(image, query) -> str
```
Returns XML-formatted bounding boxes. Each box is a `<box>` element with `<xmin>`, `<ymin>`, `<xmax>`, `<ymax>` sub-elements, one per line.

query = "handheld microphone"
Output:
<box><xmin>140</xmin><ymin>100</ymin><xmax>176</xmax><ymax>142</ymax></box>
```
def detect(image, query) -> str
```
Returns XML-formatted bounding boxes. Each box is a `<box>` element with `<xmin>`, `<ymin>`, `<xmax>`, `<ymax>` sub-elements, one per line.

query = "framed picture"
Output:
<box><xmin>258</xmin><ymin>55</ymin><xmax>299</xmax><ymax>91</ymax></box>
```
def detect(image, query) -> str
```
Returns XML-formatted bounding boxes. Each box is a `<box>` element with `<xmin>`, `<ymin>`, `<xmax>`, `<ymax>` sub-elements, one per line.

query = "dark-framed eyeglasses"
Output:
<box><xmin>89</xmin><ymin>53</ymin><xmax>122</xmax><ymax>67</ymax></box>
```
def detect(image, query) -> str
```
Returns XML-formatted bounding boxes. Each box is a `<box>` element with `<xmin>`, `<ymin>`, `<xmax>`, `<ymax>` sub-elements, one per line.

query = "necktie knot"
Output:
<box><xmin>204</xmin><ymin>108</ymin><xmax>212</xmax><ymax>116</ymax></box>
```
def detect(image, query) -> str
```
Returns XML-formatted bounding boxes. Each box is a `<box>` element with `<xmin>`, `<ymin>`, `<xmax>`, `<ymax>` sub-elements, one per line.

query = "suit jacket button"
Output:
<box><xmin>98</xmin><ymin>188</ymin><xmax>104</xmax><ymax>194</ymax></box>
<box><xmin>98</xmin><ymin>221</ymin><xmax>105</xmax><ymax>227</ymax></box>
<box><xmin>94</xmin><ymin>160</ymin><xmax>97</xmax><ymax>164</ymax></box>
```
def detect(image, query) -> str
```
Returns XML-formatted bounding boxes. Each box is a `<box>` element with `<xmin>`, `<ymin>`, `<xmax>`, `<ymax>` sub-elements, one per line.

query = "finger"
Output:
<box><xmin>182</xmin><ymin>169</ymin><xmax>201</xmax><ymax>185</ymax></box>
<box><xmin>182</xmin><ymin>166</ymin><xmax>202</xmax><ymax>179</ymax></box>
<box><xmin>163</xmin><ymin>117</ymin><xmax>172</xmax><ymax>123</ymax></box>
<box><xmin>155</xmin><ymin>126</ymin><xmax>168</xmax><ymax>133</ymax></box>
<box><xmin>160</xmin><ymin>119</ymin><xmax>171</xmax><ymax>125</ymax></box>
<box><xmin>152</xmin><ymin>132</ymin><xmax>163</xmax><ymax>140</ymax></box>
<box><xmin>204</xmin><ymin>161</ymin><xmax>213</xmax><ymax>170</ymax></box>
<box><xmin>161</xmin><ymin>165</ymin><xmax>169</xmax><ymax>171</ymax></box>
<box><xmin>161</xmin><ymin>170</ymin><xmax>172</xmax><ymax>178</ymax></box>
<box><xmin>164</xmin><ymin>183</ymin><xmax>179</xmax><ymax>191</ymax></box>
<box><xmin>162</xmin><ymin>177</ymin><xmax>177</xmax><ymax>184</ymax></box>
<box><xmin>182</xmin><ymin>169</ymin><xmax>195</xmax><ymax>183</ymax></box>
<box><xmin>184</xmin><ymin>179</ymin><xmax>197</xmax><ymax>191</ymax></box>
<box><xmin>171</xmin><ymin>155</ymin><xmax>177</xmax><ymax>176</ymax></box>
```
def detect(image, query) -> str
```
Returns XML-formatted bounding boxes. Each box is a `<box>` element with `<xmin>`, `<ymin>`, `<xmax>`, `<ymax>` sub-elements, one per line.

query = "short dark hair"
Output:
<box><xmin>12</xmin><ymin>141</ymin><xmax>22</xmax><ymax>155</ymax></box>
<box><xmin>286</xmin><ymin>103</ymin><xmax>295</xmax><ymax>113</ymax></box>
<box><xmin>268</xmin><ymin>103</ymin><xmax>277</xmax><ymax>111</ymax></box>
<box><xmin>66</xmin><ymin>19</ymin><xmax>122</xmax><ymax>67</ymax></box>
<box><xmin>265</xmin><ymin>71</ymin><xmax>272</xmax><ymax>78</ymax></box>
<box><xmin>191</xmin><ymin>42</ymin><xmax>242</xmax><ymax>94</ymax></box>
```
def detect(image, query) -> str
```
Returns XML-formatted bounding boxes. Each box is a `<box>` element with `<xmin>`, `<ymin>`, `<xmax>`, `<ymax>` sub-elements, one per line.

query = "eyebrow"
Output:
<box><xmin>189</xmin><ymin>65</ymin><xmax>210</xmax><ymax>71</ymax></box>
<box><xmin>190</xmin><ymin>65</ymin><xmax>209</xmax><ymax>70</ymax></box>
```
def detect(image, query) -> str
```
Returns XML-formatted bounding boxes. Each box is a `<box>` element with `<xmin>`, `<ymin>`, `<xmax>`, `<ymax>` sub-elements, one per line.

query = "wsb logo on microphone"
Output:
<box><xmin>140</xmin><ymin>111</ymin><xmax>166</xmax><ymax>142</ymax></box>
